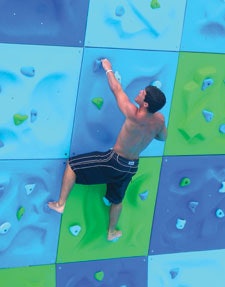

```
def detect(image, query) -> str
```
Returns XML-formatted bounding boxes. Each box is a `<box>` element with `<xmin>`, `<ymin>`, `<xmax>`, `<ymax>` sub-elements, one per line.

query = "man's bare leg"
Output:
<box><xmin>107</xmin><ymin>203</ymin><xmax>123</xmax><ymax>241</ymax></box>
<box><xmin>48</xmin><ymin>162</ymin><xmax>76</xmax><ymax>213</ymax></box>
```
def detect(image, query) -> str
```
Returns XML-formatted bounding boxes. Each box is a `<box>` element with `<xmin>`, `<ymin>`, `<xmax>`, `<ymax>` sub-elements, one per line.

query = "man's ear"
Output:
<box><xmin>144</xmin><ymin>102</ymin><xmax>149</xmax><ymax>108</ymax></box>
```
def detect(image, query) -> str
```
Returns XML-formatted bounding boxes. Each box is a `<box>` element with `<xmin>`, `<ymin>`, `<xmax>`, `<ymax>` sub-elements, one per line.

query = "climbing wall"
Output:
<box><xmin>0</xmin><ymin>0</ymin><xmax>225</xmax><ymax>286</ymax></box>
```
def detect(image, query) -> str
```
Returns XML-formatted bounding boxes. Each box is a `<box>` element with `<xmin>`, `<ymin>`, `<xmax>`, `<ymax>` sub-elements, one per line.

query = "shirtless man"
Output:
<box><xmin>48</xmin><ymin>58</ymin><xmax>167</xmax><ymax>241</ymax></box>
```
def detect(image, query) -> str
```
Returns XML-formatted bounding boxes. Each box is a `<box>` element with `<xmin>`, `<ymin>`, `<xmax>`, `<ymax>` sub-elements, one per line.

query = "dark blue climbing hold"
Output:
<box><xmin>170</xmin><ymin>268</ymin><xmax>179</xmax><ymax>279</ymax></box>
<box><xmin>201</xmin><ymin>78</ymin><xmax>214</xmax><ymax>91</ymax></box>
<box><xmin>188</xmin><ymin>201</ymin><xmax>199</xmax><ymax>213</ymax></box>
<box><xmin>202</xmin><ymin>109</ymin><xmax>214</xmax><ymax>122</ymax></box>
<box><xmin>30</xmin><ymin>109</ymin><xmax>38</xmax><ymax>123</ymax></box>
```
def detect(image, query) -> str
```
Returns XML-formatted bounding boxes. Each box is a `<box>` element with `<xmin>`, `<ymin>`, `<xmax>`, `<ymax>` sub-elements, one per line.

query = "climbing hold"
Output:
<box><xmin>20</xmin><ymin>66</ymin><xmax>35</xmax><ymax>77</ymax></box>
<box><xmin>188</xmin><ymin>201</ymin><xmax>199</xmax><ymax>213</ymax></box>
<box><xmin>92</xmin><ymin>97</ymin><xmax>104</xmax><ymax>110</ymax></box>
<box><xmin>179</xmin><ymin>177</ymin><xmax>191</xmax><ymax>187</ymax></box>
<box><xmin>115</xmin><ymin>5</ymin><xmax>125</xmax><ymax>17</ymax></box>
<box><xmin>139</xmin><ymin>190</ymin><xmax>149</xmax><ymax>200</ymax></box>
<box><xmin>176</xmin><ymin>218</ymin><xmax>186</xmax><ymax>230</ymax></box>
<box><xmin>170</xmin><ymin>268</ymin><xmax>179</xmax><ymax>279</ymax></box>
<box><xmin>216</xmin><ymin>209</ymin><xmax>225</xmax><ymax>218</ymax></box>
<box><xmin>103</xmin><ymin>196</ymin><xmax>111</xmax><ymax>207</ymax></box>
<box><xmin>0</xmin><ymin>222</ymin><xmax>11</xmax><ymax>234</ymax></box>
<box><xmin>94</xmin><ymin>271</ymin><xmax>104</xmax><ymax>281</ymax></box>
<box><xmin>201</xmin><ymin>78</ymin><xmax>214</xmax><ymax>91</ymax></box>
<box><xmin>25</xmin><ymin>183</ymin><xmax>36</xmax><ymax>195</ymax></box>
<box><xmin>202</xmin><ymin>110</ymin><xmax>214</xmax><ymax>122</ymax></box>
<box><xmin>69</xmin><ymin>225</ymin><xmax>81</xmax><ymax>236</ymax></box>
<box><xmin>219</xmin><ymin>124</ymin><xmax>225</xmax><ymax>134</ymax></box>
<box><xmin>17</xmin><ymin>206</ymin><xmax>25</xmax><ymax>221</ymax></box>
<box><xmin>150</xmin><ymin>0</ymin><xmax>161</xmax><ymax>9</ymax></box>
<box><xmin>219</xmin><ymin>182</ymin><xmax>225</xmax><ymax>193</ymax></box>
<box><xmin>115</xmin><ymin>71</ymin><xmax>122</xmax><ymax>83</ymax></box>
<box><xmin>93</xmin><ymin>58</ymin><xmax>104</xmax><ymax>72</ymax></box>
<box><xmin>13</xmin><ymin>113</ymin><xmax>28</xmax><ymax>125</ymax></box>
<box><xmin>0</xmin><ymin>140</ymin><xmax>4</xmax><ymax>148</ymax></box>
<box><xmin>151</xmin><ymin>80</ymin><xmax>162</xmax><ymax>89</ymax></box>
<box><xmin>30</xmin><ymin>109</ymin><xmax>38</xmax><ymax>123</ymax></box>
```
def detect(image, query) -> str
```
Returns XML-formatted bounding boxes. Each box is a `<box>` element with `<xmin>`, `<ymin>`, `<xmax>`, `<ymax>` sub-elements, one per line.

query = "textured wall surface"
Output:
<box><xmin>0</xmin><ymin>0</ymin><xmax>224</xmax><ymax>286</ymax></box>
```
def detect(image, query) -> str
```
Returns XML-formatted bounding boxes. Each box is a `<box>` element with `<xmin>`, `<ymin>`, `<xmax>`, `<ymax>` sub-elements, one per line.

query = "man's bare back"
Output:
<box><xmin>113</xmin><ymin>109</ymin><xmax>166</xmax><ymax>160</ymax></box>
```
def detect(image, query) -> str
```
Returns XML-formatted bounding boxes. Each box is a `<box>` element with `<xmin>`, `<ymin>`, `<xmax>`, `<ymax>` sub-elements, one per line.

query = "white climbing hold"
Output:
<box><xmin>69</xmin><ymin>225</ymin><xmax>81</xmax><ymax>236</ymax></box>
<box><xmin>25</xmin><ymin>183</ymin><xmax>36</xmax><ymax>195</ymax></box>
<box><xmin>176</xmin><ymin>218</ymin><xmax>186</xmax><ymax>230</ymax></box>
<box><xmin>0</xmin><ymin>222</ymin><xmax>11</xmax><ymax>234</ymax></box>
<box><xmin>216</xmin><ymin>209</ymin><xmax>225</xmax><ymax>218</ymax></box>
<box><xmin>219</xmin><ymin>182</ymin><xmax>225</xmax><ymax>193</ymax></box>
<box><xmin>188</xmin><ymin>201</ymin><xmax>199</xmax><ymax>213</ymax></box>
<box><xmin>151</xmin><ymin>80</ymin><xmax>162</xmax><ymax>89</ymax></box>
<box><xmin>115</xmin><ymin>71</ymin><xmax>122</xmax><ymax>83</ymax></box>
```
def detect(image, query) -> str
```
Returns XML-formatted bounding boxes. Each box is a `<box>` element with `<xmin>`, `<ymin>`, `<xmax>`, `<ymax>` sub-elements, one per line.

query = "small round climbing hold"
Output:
<box><xmin>179</xmin><ymin>177</ymin><xmax>191</xmax><ymax>187</ymax></box>
<box><xmin>216</xmin><ymin>209</ymin><xmax>225</xmax><ymax>218</ymax></box>
<box><xmin>219</xmin><ymin>124</ymin><xmax>225</xmax><ymax>134</ymax></box>
<box><xmin>20</xmin><ymin>66</ymin><xmax>35</xmax><ymax>77</ymax></box>
<box><xmin>0</xmin><ymin>222</ymin><xmax>11</xmax><ymax>234</ymax></box>
<box><xmin>115</xmin><ymin>5</ymin><xmax>125</xmax><ymax>17</ymax></box>
<box><xmin>69</xmin><ymin>225</ymin><xmax>81</xmax><ymax>236</ymax></box>
<box><xmin>94</xmin><ymin>271</ymin><xmax>104</xmax><ymax>281</ymax></box>
<box><xmin>150</xmin><ymin>0</ymin><xmax>161</xmax><ymax>9</ymax></box>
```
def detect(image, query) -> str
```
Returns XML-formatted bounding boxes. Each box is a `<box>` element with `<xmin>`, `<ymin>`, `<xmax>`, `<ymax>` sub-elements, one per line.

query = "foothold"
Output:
<box><xmin>219</xmin><ymin>182</ymin><xmax>225</xmax><ymax>193</ymax></box>
<box><xmin>216</xmin><ymin>209</ymin><xmax>225</xmax><ymax>218</ymax></box>
<box><xmin>115</xmin><ymin>5</ymin><xmax>125</xmax><ymax>17</ymax></box>
<box><xmin>20</xmin><ymin>66</ymin><xmax>35</xmax><ymax>77</ymax></box>
<box><xmin>0</xmin><ymin>140</ymin><xmax>4</xmax><ymax>148</ymax></box>
<box><xmin>13</xmin><ymin>113</ymin><xmax>28</xmax><ymax>125</ymax></box>
<box><xmin>30</xmin><ymin>109</ymin><xmax>38</xmax><ymax>123</ymax></box>
<box><xmin>94</xmin><ymin>271</ymin><xmax>104</xmax><ymax>281</ymax></box>
<box><xmin>176</xmin><ymin>218</ymin><xmax>186</xmax><ymax>230</ymax></box>
<box><xmin>170</xmin><ymin>268</ymin><xmax>179</xmax><ymax>279</ymax></box>
<box><xmin>219</xmin><ymin>124</ymin><xmax>225</xmax><ymax>134</ymax></box>
<box><xmin>202</xmin><ymin>109</ymin><xmax>214</xmax><ymax>122</ymax></box>
<box><xmin>150</xmin><ymin>0</ymin><xmax>161</xmax><ymax>9</ymax></box>
<box><xmin>151</xmin><ymin>80</ymin><xmax>162</xmax><ymax>89</ymax></box>
<box><xmin>115</xmin><ymin>71</ymin><xmax>122</xmax><ymax>83</ymax></box>
<box><xmin>69</xmin><ymin>225</ymin><xmax>81</xmax><ymax>236</ymax></box>
<box><xmin>17</xmin><ymin>206</ymin><xmax>25</xmax><ymax>221</ymax></box>
<box><xmin>188</xmin><ymin>201</ymin><xmax>199</xmax><ymax>213</ymax></box>
<box><xmin>92</xmin><ymin>97</ymin><xmax>104</xmax><ymax>110</ymax></box>
<box><xmin>179</xmin><ymin>177</ymin><xmax>191</xmax><ymax>187</ymax></box>
<box><xmin>0</xmin><ymin>222</ymin><xmax>11</xmax><ymax>234</ymax></box>
<box><xmin>201</xmin><ymin>78</ymin><xmax>214</xmax><ymax>91</ymax></box>
<box><xmin>139</xmin><ymin>190</ymin><xmax>149</xmax><ymax>200</ymax></box>
<box><xmin>25</xmin><ymin>183</ymin><xmax>36</xmax><ymax>195</ymax></box>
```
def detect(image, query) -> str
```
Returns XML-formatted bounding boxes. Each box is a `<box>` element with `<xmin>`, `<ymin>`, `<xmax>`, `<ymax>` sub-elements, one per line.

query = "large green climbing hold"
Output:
<box><xmin>94</xmin><ymin>271</ymin><xmax>104</xmax><ymax>281</ymax></box>
<box><xmin>17</xmin><ymin>206</ymin><xmax>25</xmax><ymax>220</ymax></box>
<box><xmin>92</xmin><ymin>97</ymin><xmax>104</xmax><ymax>110</ymax></box>
<box><xmin>179</xmin><ymin>177</ymin><xmax>191</xmax><ymax>187</ymax></box>
<box><xmin>13</xmin><ymin>113</ymin><xmax>28</xmax><ymax>125</ymax></box>
<box><xmin>150</xmin><ymin>0</ymin><xmax>160</xmax><ymax>9</ymax></box>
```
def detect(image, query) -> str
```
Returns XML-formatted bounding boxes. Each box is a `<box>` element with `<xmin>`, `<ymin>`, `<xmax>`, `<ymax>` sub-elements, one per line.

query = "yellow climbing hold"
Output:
<box><xmin>13</xmin><ymin>113</ymin><xmax>28</xmax><ymax>125</ymax></box>
<box><xmin>150</xmin><ymin>0</ymin><xmax>160</xmax><ymax>9</ymax></box>
<box><xmin>92</xmin><ymin>97</ymin><xmax>104</xmax><ymax>110</ymax></box>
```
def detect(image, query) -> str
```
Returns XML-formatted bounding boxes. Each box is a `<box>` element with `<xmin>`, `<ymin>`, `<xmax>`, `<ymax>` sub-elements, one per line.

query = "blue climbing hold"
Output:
<box><xmin>201</xmin><ymin>78</ymin><xmax>214</xmax><ymax>91</ymax></box>
<box><xmin>139</xmin><ymin>190</ymin><xmax>149</xmax><ymax>200</ymax></box>
<box><xmin>115</xmin><ymin>5</ymin><xmax>125</xmax><ymax>17</ymax></box>
<box><xmin>170</xmin><ymin>268</ymin><xmax>179</xmax><ymax>279</ymax></box>
<box><xmin>219</xmin><ymin>124</ymin><xmax>225</xmax><ymax>134</ymax></box>
<box><xmin>0</xmin><ymin>140</ymin><xmax>4</xmax><ymax>148</ymax></box>
<box><xmin>30</xmin><ymin>109</ymin><xmax>38</xmax><ymax>123</ymax></box>
<box><xmin>202</xmin><ymin>109</ymin><xmax>214</xmax><ymax>122</ymax></box>
<box><xmin>93</xmin><ymin>58</ymin><xmax>105</xmax><ymax>73</ymax></box>
<box><xmin>188</xmin><ymin>201</ymin><xmax>199</xmax><ymax>213</ymax></box>
<box><xmin>20</xmin><ymin>66</ymin><xmax>35</xmax><ymax>77</ymax></box>
<box><xmin>216</xmin><ymin>209</ymin><xmax>225</xmax><ymax>218</ymax></box>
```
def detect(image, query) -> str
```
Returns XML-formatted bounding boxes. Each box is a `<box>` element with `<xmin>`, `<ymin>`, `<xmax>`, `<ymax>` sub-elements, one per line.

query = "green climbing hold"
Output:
<box><xmin>92</xmin><ymin>97</ymin><xmax>104</xmax><ymax>110</ymax></box>
<box><xmin>179</xmin><ymin>177</ymin><xmax>191</xmax><ymax>187</ymax></box>
<box><xmin>150</xmin><ymin>0</ymin><xmax>160</xmax><ymax>9</ymax></box>
<box><xmin>94</xmin><ymin>271</ymin><xmax>104</xmax><ymax>281</ymax></box>
<box><xmin>17</xmin><ymin>206</ymin><xmax>25</xmax><ymax>220</ymax></box>
<box><xmin>13</xmin><ymin>114</ymin><xmax>28</xmax><ymax>125</ymax></box>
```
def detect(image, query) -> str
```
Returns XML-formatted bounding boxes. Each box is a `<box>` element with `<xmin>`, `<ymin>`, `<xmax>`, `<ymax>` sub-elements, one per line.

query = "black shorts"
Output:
<box><xmin>68</xmin><ymin>149</ymin><xmax>139</xmax><ymax>204</ymax></box>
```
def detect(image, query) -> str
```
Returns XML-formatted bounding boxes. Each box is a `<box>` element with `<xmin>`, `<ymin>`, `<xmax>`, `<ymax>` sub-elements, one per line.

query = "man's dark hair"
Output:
<box><xmin>144</xmin><ymin>85</ymin><xmax>166</xmax><ymax>113</ymax></box>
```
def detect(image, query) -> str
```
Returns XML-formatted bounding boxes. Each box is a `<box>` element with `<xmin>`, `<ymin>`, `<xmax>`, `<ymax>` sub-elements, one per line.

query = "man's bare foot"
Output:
<box><xmin>48</xmin><ymin>201</ymin><xmax>65</xmax><ymax>214</ymax></box>
<box><xmin>107</xmin><ymin>230</ymin><xmax>122</xmax><ymax>242</ymax></box>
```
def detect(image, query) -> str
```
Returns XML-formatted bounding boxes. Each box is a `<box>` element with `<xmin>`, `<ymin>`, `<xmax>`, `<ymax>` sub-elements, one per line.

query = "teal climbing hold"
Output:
<box><xmin>17</xmin><ymin>206</ymin><xmax>25</xmax><ymax>221</ymax></box>
<box><xmin>13</xmin><ymin>113</ymin><xmax>28</xmax><ymax>125</ymax></box>
<box><xmin>94</xmin><ymin>271</ymin><xmax>104</xmax><ymax>281</ymax></box>
<box><xmin>20</xmin><ymin>66</ymin><xmax>35</xmax><ymax>77</ymax></box>
<box><xmin>150</xmin><ymin>0</ymin><xmax>160</xmax><ymax>9</ymax></box>
<box><xmin>69</xmin><ymin>225</ymin><xmax>81</xmax><ymax>236</ymax></box>
<box><xmin>92</xmin><ymin>97</ymin><xmax>104</xmax><ymax>110</ymax></box>
<box><xmin>139</xmin><ymin>190</ymin><xmax>149</xmax><ymax>200</ymax></box>
<box><xmin>179</xmin><ymin>177</ymin><xmax>191</xmax><ymax>187</ymax></box>
<box><xmin>202</xmin><ymin>109</ymin><xmax>214</xmax><ymax>122</ymax></box>
<box><xmin>201</xmin><ymin>78</ymin><xmax>214</xmax><ymax>91</ymax></box>
<box><xmin>219</xmin><ymin>124</ymin><xmax>225</xmax><ymax>134</ymax></box>
<box><xmin>216</xmin><ymin>209</ymin><xmax>225</xmax><ymax>218</ymax></box>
